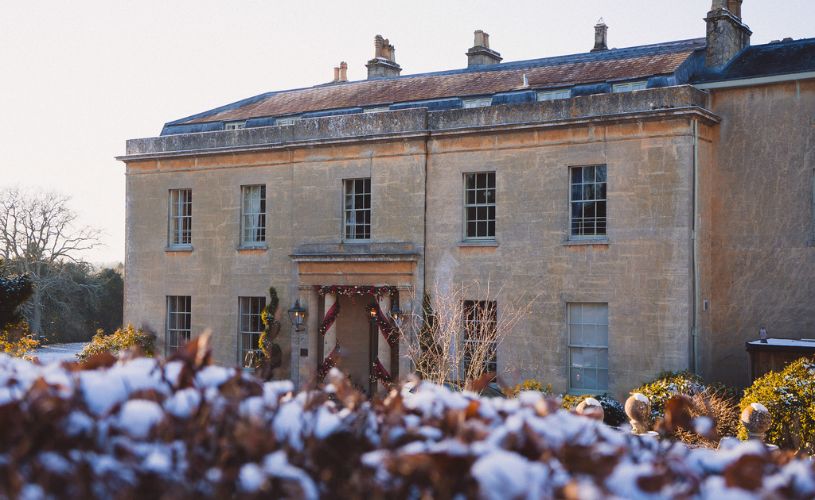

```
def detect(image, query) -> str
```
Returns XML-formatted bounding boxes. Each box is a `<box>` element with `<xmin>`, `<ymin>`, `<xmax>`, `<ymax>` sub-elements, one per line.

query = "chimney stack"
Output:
<box><xmin>591</xmin><ymin>18</ymin><xmax>608</xmax><ymax>52</ymax></box>
<box><xmin>705</xmin><ymin>0</ymin><xmax>751</xmax><ymax>68</ymax></box>
<box><xmin>466</xmin><ymin>30</ymin><xmax>502</xmax><ymax>67</ymax></box>
<box><xmin>332</xmin><ymin>62</ymin><xmax>349</xmax><ymax>83</ymax></box>
<box><xmin>366</xmin><ymin>35</ymin><xmax>402</xmax><ymax>79</ymax></box>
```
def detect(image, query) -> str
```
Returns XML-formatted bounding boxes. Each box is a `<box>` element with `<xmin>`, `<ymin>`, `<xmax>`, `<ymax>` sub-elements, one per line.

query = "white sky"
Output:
<box><xmin>0</xmin><ymin>0</ymin><xmax>812</xmax><ymax>264</ymax></box>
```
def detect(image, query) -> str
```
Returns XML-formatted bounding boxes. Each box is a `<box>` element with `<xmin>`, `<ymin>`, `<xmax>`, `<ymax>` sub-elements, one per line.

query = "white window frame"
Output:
<box><xmin>462</xmin><ymin>300</ymin><xmax>498</xmax><ymax>376</ymax></box>
<box><xmin>612</xmin><ymin>81</ymin><xmax>647</xmax><ymax>93</ymax></box>
<box><xmin>240</xmin><ymin>185</ymin><xmax>266</xmax><ymax>247</ymax></box>
<box><xmin>537</xmin><ymin>89</ymin><xmax>570</xmax><ymax>101</ymax></box>
<box><xmin>567</xmin><ymin>302</ymin><xmax>609</xmax><ymax>393</ymax></box>
<box><xmin>462</xmin><ymin>97</ymin><xmax>492</xmax><ymax>108</ymax></box>
<box><xmin>343</xmin><ymin>178</ymin><xmax>372</xmax><ymax>241</ymax></box>
<box><xmin>569</xmin><ymin>165</ymin><xmax>607</xmax><ymax>239</ymax></box>
<box><xmin>168</xmin><ymin>189</ymin><xmax>192</xmax><ymax>248</ymax></box>
<box><xmin>276</xmin><ymin>116</ymin><xmax>299</xmax><ymax>126</ymax></box>
<box><xmin>224</xmin><ymin>121</ymin><xmax>246</xmax><ymax>130</ymax></box>
<box><xmin>166</xmin><ymin>295</ymin><xmax>191</xmax><ymax>354</ymax></box>
<box><xmin>463</xmin><ymin>171</ymin><xmax>496</xmax><ymax>240</ymax></box>
<box><xmin>238</xmin><ymin>296</ymin><xmax>266</xmax><ymax>367</ymax></box>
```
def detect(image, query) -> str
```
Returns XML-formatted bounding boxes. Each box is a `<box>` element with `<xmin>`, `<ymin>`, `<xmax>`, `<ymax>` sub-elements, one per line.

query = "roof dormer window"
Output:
<box><xmin>537</xmin><ymin>89</ymin><xmax>571</xmax><ymax>101</ymax></box>
<box><xmin>224</xmin><ymin>121</ymin><xmax>246</xmax><ymax>130</ymax></box>
<box><xmin>612</xmin><ymin>81</ymin><xmax>647</xmax><ymax>93</ymax></box>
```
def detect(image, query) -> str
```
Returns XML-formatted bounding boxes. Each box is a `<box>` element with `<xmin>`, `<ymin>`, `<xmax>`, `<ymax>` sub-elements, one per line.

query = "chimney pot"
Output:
<box><xmin>366</xmin><ymin>35</ymin><xmax>401</xmax><ymax>79</ymax></box>
<box><xmin>333</xmin><ymin>66</ymin><xmax>340</xmax><ymax>82</ymax></box>
<box><xmin>339</xmin><ymin>61</ymin><xmax>348</xmax><ymax>82</ymax></box>
<box><xmin>591</xmin><ymin>18</ymin><xmax>608</xmax><ymax>52</ymax></box>
<box><xmin>467</xmin><ymin>29</ymin><xmax>502</xmax><ymax>67</ymax></box>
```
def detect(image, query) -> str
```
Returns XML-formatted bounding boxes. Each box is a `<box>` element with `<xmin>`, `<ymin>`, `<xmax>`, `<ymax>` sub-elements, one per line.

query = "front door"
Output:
<box><xmin>334</xmin><ymin>295</ymin><xmax>373</xmax><ymax>392</ymax></box>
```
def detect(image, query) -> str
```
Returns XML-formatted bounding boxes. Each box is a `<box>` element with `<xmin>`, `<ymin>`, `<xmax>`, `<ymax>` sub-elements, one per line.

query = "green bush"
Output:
<box><xmin>504</xmin><ymin>379</ymin><xmax>553</xmax><ymax>397</ymax></box>
<box><xmin>76</xmin><ymin>325</ymin><xmax>155</xmax><ymax>361</ymax></box>
<box><xmin>739</xmin><ymin>357</ymin><xmax>815</xmax><ymax>452</ymax></box>
<box><xmin>632</xmin><ymin>371</ymin><xmax>706</xmax><ymax>421</ymax></box>
<box><xmin>561</xmin><ymin>393</ymin><xmax>627</xmax><ymax>427</ymax></box>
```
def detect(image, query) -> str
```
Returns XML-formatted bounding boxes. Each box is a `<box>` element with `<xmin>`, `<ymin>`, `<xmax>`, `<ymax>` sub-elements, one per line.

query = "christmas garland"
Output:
<box><xmin>317</xmin><ymin>344</ymin><xmax>340</xmax><ymax>381</ymax></box>
<box><xmin>318</xmin><ymin>301</ymin><xmax>340</xmax><ymax>336</ymax></box>
<box><xmin>371</xmin><ymin>357</ymin><xmax>392</xmax><ymax>384</ymax></box>
<box><xmin>374</xmin><ymin>303</ymin><xmax>399</xmax><ymax>346</ymax></box>
<box><xmin>317</xmin><ymin>285</ymin><xmax>397</xmax><ymax>299</ymax></box>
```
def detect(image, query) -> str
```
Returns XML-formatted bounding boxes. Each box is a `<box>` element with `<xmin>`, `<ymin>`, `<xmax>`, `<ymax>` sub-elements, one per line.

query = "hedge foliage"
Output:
<box><xmin>76</xmin><ymin>325</ymin><xmax>155</xmax><ymax>361</ymax></box>
<box><xmin>632</xmin><ymin>371</ymin><xmax>706</xmax><ymax>421</ymax></box>
<box><xmin>561</xmin><ymin>393</ymin><xmax>627</xmax><ymax>427</ymax></box>
<box><xmin>0</xmin><ymin>322</ymin><xmax>39</xmax><ymax>358</ymax></box>
<box><xmin>739</xmin><ymin>356</ymin><xmax>815</xmax><ymax>453</ymax></box>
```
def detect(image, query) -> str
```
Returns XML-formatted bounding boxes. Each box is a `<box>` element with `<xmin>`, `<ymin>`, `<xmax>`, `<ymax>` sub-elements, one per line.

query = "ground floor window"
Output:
<box><xmin>568</xmin><ymin>302</ymin><xmax>608</xmax><ymax>392</ymax></box>
<box><xmin>166</xmin><ymin>295</ymin><xmax>191</xmax><ymax>354</ymax></box>
<box><xmin>462</xmin><ymin>300</ymin><xmax>498</xmax><ymax>376</ymax></box>
<box><xmin>239</xmin><ymin>296</ymin><xmax>266</xmax><ymax>367</ymax></box>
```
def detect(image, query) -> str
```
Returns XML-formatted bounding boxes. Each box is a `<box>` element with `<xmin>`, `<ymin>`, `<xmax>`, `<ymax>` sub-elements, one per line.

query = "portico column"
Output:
<box><xmin>297</xmin><ymin>285</ymin><xmax>319</xmax><ymax>389</ymax></box>
<box><xmin>377</xmin><ymin>294</ymin><xmax>392</xmax><ymax>388</ymax></box>
<box><xmin>323</xmin><ymin>292</ymin><xmax>338</xmax><ymax>362</ymax></box>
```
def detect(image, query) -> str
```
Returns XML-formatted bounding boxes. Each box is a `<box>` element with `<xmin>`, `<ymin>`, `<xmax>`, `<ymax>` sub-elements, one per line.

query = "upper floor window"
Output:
<box><xmin>612</xmin><ymin>81</ymin><xmax>647</xmax><ymax>93</ymax></box>
<box><xmin>344</xmin><ymin>178</ymin><xmax>371</xmax><ymax>240</ymax></box>
<box><xmin>464</xmin><ymin>172</ymin><xmax>496</xmax><ymax>240</ymax></box>
<box><xmin>239</xmin><ymin>296</ymin><xmax>266</xmax><ymax>367</ymax></box>
<box><xmin>462</xmin><ymin>97</ymin><xmax>492</xmax><ymax>108</ymax></box>
<box><xmin>537</xmin><ymin>89</ymin><xmax>570</xmax><ymax>101</ymax></box>
<box><xmin>568</xmin><ymin>303</ymin><xmax>608</xmax><ymax>392</ymax></box>
<box><xmin>241</xmin><ymin>185</ymin><xmax>266</xmax><ymax>246</ymax></box>
<box><xmin>462</xmin><ymin>300</ymin><xmax>498</xmax><ymax>377</ymax></box>
<box><xmin>224</xmin><ymin>121</ymin><xmax>246</xmax><ymax>130</ymax></box>
<box><xmin>168</xmin><ymin>189</ymin><xmax>192</xmax><ymax>247</ymax></box>
<box><xmin>570</xmin><ymin>165</ymin><xmax>606</xmax><ymax>238</ymax></box>
<box><xmin>166</xmin><ymin>295</ymin><xmax>191</xmax><ymax>354</ymax></box>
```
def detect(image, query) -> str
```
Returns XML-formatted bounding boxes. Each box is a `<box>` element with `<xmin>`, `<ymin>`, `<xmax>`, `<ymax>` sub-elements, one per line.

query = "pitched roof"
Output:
<box><xmin>172</xmin><ymin>38</ymin><xmax>705</xmax><ymax>127</ymax></box>
<box><xmin>693</xmin><ymin>37</ymin><xmax>815</xmax><ymax>83</ymax></box>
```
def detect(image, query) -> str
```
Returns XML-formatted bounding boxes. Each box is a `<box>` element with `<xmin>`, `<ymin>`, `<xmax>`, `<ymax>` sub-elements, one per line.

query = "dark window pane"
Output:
<box><xmin>488</xmin><ymin>220</ymin><xmax>495</xmax><ymax>237</ymax></box>
<box><xmin>477</xmin><ymin>221</ymin><xmax>487</xmax><ymax>236</ymax></box>
<box><xmin>571</xmin><ymin>168</ymin><xmax>582</xmax><ymax>184</ymax></box>
<box><xmin>467</xmin><ymin>221</ymin><xmax>477</xmax><ymax>237</ymax></box>
<box><xmin>595</xmin><ymin>167</ymin><xmax>607</xmax><ymax>183</ymax></box>
<box><xmin>466</xmin><ymin>174</ymin><xmax>476</xmax><ymax>190</ymax></box>
<box><xmin>487</xmin><ymin>173</ymin><xmax>495</xmax><ymax>189</ymax></box>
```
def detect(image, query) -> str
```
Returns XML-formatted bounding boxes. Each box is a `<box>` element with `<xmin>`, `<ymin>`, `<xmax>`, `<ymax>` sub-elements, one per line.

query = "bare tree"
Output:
<box><xmin>0</xmin><ymin>188</ymin><xmax>101</xmax><ymax>335</ymax></box>
<box><xmin>402</xmin><ymin>280</ymin><xmax>537</xmax><ymax>389</ymax></box>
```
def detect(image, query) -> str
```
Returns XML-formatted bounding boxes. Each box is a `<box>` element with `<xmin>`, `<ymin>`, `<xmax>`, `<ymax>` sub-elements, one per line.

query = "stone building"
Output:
<box><xmin>118</xmin><ymin>1</ymin><xmax>815</xmax><ymax>396</ymax></box>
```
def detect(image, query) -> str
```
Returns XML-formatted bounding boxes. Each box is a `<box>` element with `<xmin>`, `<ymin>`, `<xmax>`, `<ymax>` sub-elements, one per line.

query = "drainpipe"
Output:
<box><xmin>691</xmin><ymin>118</ymin><xmax>700</xmax><ymax>374</ymax></box>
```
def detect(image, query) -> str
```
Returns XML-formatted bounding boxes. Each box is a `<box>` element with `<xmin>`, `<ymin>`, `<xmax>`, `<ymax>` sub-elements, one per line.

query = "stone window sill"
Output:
<box><xmin>238</xmin><ymin>244</ymin><xmax>268</xmax><ymax>252</ymax></box>
<box><xmin>562</xmin><ymin>238</ymin><xmax>609</xmax><ymax>247</ymax></box>
<box><xmin>165</xmin><ymin>245</ymin><xmax>193</xmax><ymax>253</ymax></box>
<box><xmin>459</xmin><ymin>240</ymin><xmax>499</xmax><ymax>247</ymax></box>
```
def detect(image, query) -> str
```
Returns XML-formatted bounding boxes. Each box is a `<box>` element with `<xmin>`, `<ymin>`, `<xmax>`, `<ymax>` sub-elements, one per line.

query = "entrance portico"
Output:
<box><xmin>289</xmin><ymin>243</ymin><xmax>420</xmax><ymax>390</ymax></box>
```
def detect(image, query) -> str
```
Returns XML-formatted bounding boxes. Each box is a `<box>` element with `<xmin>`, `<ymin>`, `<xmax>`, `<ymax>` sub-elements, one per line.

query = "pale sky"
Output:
<box><xmin>1</xmin><ymin>1</ymin><xmax>812</xmax><ymax>264</ymax></box>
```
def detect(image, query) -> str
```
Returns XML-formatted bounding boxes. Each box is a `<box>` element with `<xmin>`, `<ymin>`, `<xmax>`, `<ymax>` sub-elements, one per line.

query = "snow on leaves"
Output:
<box><xmin>0</xmin><ymin>343</ymin><xmax>813</xmax><ymax>498</ymax></box>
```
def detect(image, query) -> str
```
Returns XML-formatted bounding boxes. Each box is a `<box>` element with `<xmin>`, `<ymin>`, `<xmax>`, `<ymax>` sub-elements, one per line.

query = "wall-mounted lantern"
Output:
<box><xmin>390</xmin><ymin>302</ymin><xmax>403</xmax><ymax>327</ymax></box>
<box><xmin>288</xmin><ymin>299</ymin><xmax>306</xmax><ymax>332</ymax></box>
<box><xmin>368</xmin><ymin>302</ymin><xmax>379</xmax><ymax>323</ymax></box>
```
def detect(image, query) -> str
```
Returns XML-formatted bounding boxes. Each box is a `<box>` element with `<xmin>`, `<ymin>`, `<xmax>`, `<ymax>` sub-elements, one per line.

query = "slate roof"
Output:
<box><xmin>162</xmin><ymin>36</ymin><xmax>815</xmax><ymax>136</ymax></box>
<box><xmin>168</xmin><ymin>39</ymin><xmax>705</xmax><ymax>129</ymax></box>
<box><xmin>693</xmin><ymin>37</ymin><xmax>815</xmax><ymax>83</ymax></box>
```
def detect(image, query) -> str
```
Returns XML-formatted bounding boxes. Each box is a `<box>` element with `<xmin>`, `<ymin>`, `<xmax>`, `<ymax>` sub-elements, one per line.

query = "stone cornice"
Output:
<box><xmin>117</xmin><ymin>86</ymin><xmax>719</xmax><ymax>162</ymax></box>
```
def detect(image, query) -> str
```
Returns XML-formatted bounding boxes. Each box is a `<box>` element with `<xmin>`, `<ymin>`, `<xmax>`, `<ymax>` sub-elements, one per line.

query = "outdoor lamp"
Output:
<box><xmin>368</xmin><ymin>302</ymin><xmax>379</xmax><ymax>322</ymax></box>
<box><xmin>390</xmin><ymin>302</ymin><xmax>403</xmax><ymax>327</ymax></box>
<box><xmin>288</xmin><ymin>300</ymin><xmax>306</xmax><ymax>332</ymax></box>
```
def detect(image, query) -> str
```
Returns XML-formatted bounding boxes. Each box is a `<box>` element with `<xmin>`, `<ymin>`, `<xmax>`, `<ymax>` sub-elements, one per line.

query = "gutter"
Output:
<box><xmin>693</xmin><ymin>71</ymin><xmax>815</xmax><ymax>90</ymax></box>
<box><xmin>691</xmin><ymin>118</ymin><xmax>700</xmax><ymax>374</ymax></box>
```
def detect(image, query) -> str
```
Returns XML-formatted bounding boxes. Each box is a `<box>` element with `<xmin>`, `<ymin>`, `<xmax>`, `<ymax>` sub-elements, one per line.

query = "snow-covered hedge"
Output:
<box><xmin>1</xmin><ymin>343</ymin><xmax>813</xmax><ymax>499</ymax></box>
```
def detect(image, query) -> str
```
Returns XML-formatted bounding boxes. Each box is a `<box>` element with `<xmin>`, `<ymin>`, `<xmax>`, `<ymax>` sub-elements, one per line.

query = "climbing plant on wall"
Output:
<box><xmin>259</xmin><ymin>287</ymin><xmax>283</xmax><ymax>375</ymax></box>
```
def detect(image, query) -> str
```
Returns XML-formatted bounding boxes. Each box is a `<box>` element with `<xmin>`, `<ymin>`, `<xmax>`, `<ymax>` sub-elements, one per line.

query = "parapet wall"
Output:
<box><xmin>122</xmin><ymin>86</ymin><xmax>714</xmax><ymax>159</ymax></box>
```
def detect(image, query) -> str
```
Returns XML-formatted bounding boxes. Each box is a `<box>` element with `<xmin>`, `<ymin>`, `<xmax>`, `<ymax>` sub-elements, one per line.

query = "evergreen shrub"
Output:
<box><xmin>739</xmin><ymin>357</ymin><xmax>815</xmax><ymax>452</ymax></box>
<box><xmin>76</xmin><ymin>325</ymin><xmax>155</xmax><ymax>361</ymax></box>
